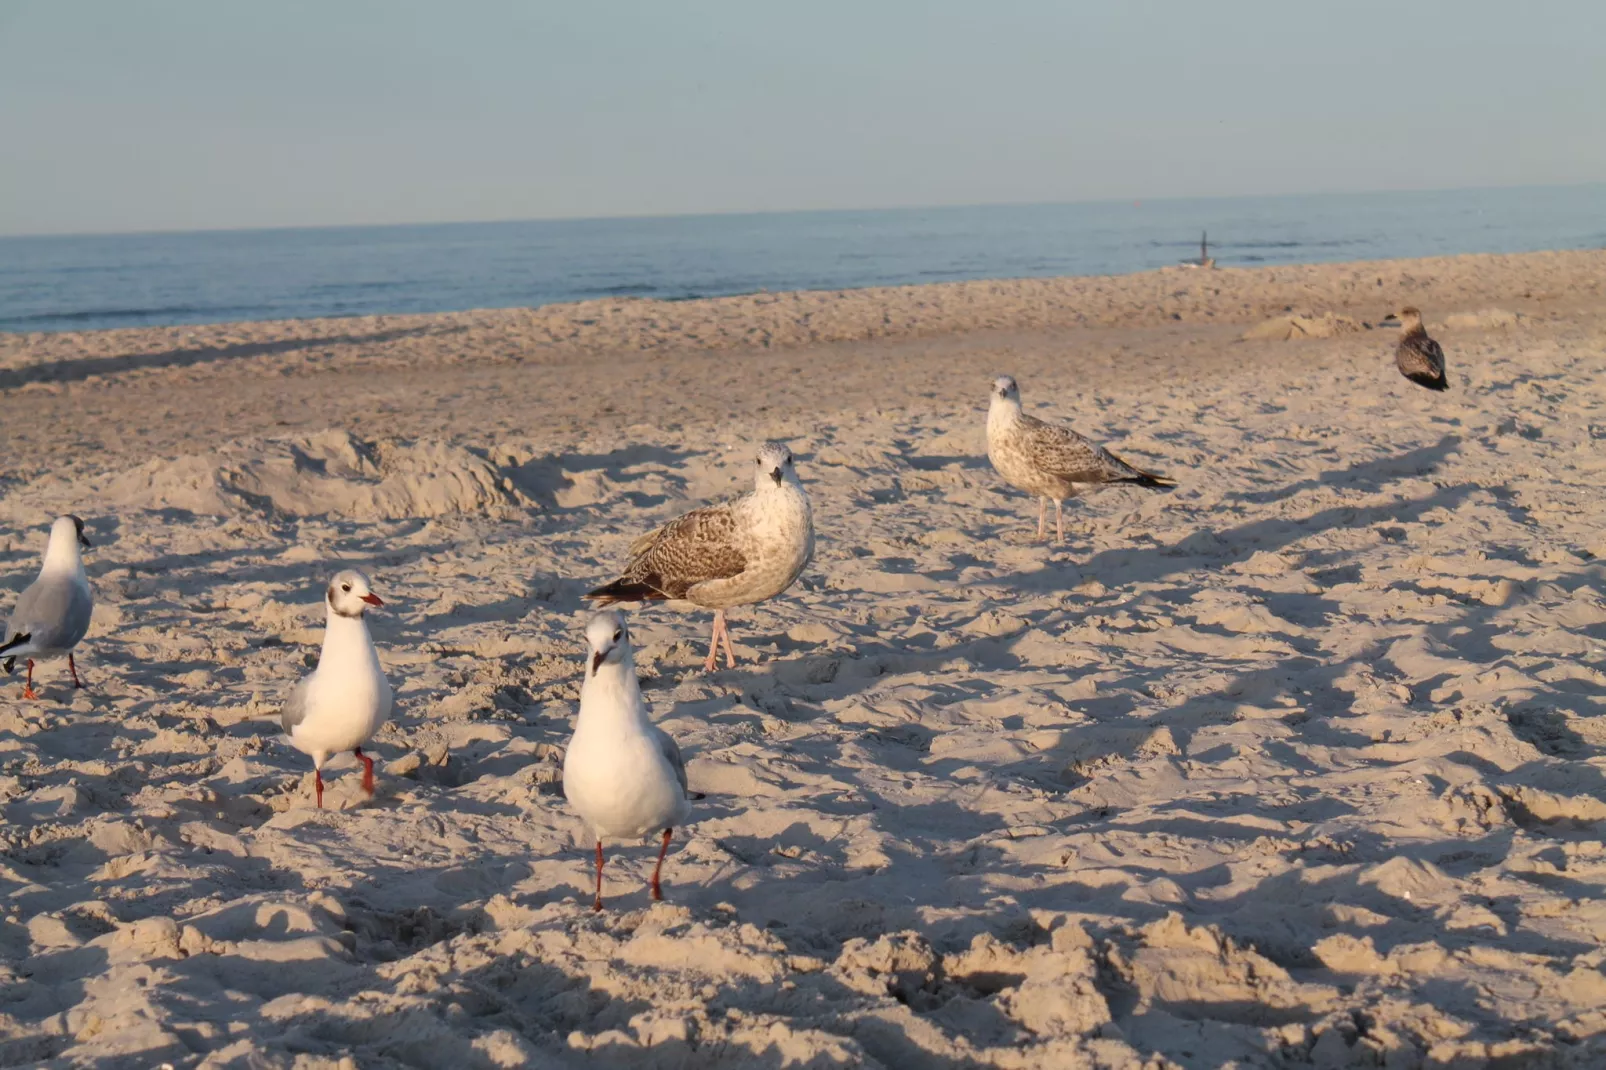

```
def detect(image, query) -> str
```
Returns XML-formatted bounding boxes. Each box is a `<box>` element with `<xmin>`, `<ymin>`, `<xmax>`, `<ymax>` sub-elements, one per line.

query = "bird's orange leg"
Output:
<box><xmin>718</xmin><ymin>611</ymin><xmax>737</xmax><ymax>668</ymax></box>
<box><xmin>354</xmin><ymin>746</ymin><xmax>375</xmax><ymax>795</ymax></box>
<box><xmin>651</xmin><ymin>827</ymin><xmax>674</xmax><ymax>901</ymax></box>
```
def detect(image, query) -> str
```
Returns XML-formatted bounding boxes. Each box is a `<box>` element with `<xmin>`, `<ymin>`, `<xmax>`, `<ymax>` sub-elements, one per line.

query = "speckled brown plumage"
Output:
<box><xmin>589</xmin><ymin>504</ymin><xmax>747</xmax><ymax>603</ymax></box>
<box><xmin>1396</xmin><ymin>331</ymin><xmax>1447</xmax><ymax>391</ymax></box>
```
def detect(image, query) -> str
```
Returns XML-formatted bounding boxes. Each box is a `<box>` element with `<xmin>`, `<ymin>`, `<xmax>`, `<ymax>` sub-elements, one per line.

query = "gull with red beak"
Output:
<box><xmin>280</xmin><ymin>569</ymin><xmax>392</xmax><ymax>808</ymax></box>
<box><xmin>562</xmin><ymin>611</ymin><xmax>693</xmax><ymax>911</ymax></box>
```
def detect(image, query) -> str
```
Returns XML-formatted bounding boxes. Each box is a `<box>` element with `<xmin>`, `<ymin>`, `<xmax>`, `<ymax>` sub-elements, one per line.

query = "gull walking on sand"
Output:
<box><xmin>587</xmin><ymin>442</ymin><xmax>813</xmax><ymax>672</ymax></box>
<box><xmin>2</xmin><ymin>516</ymin><xmax>94</xmax><ymax>699</ymax></box>
<box><xmin>1382</xmin><ymin>306</ymin><xmax>1448</xmax><ymax>391</ymax></box>
<box><xmin>986</xmin><ymin>376</ymin><xmax>1175</xmax><ymax>544</ymax></box>
<box><xmin>562</xmin><ymin>612</ymin><xmax>693</xmax><ymax>911</ymax></box>
<box><xmin>281</xmin><ymin>570</ymin><xmax>392</xmax><ymax>808</ymax></box>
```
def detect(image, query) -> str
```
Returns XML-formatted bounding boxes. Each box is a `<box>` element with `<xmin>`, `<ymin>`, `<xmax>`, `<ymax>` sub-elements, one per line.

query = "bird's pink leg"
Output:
<box><xmin>355</xmin><ymin>746</ymin><xmax>375</xmax><ymax>796</ymax></box>
<box><xmin>68</xmin><ymin>654</ymin><xmax>84</xmax><ymax>689</ymax></box>
<box><xmin>22</xmin><ymin>660</ymin><xmax>37</xmax><ymax>701</ymax></box>
<box><xmin>1037</xmin><ymin>498</ymin><xmax>1047</xmax><ymax>539</ymax></box>
<box><xmin>718</xmin><ymin>610</ymin><xmax>738</xmax><ymax>668</ymax></box>
<box><xmin>651</xmin><ymin>827</ymin><xmax>673</xmax><ymax>902</ymax></box>
<box><xmin>1055</xmin><ymin>500</ymin><xmax>1065</xmax><ymax>545</ymax></box>
<box><xmin>314</xmin><ymin>768</ymin><xmax>325</xmax><ymax>809</ymax></box>
<box><xmin>702</xmin><ymin>612</ymin><xmax>722</xmax><ymax>673</ymax></box>
<box><xmin>593</xmin><ymin>841</ymin><xmax>605</xmax><ymax>912</ymax></box>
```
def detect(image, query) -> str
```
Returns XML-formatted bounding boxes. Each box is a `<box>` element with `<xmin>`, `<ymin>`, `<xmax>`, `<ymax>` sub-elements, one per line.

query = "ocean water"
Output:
<box><xmin>1</xmin><ymin>185</ymin><xmax>1603</xmax><ymax>334</ymax></box>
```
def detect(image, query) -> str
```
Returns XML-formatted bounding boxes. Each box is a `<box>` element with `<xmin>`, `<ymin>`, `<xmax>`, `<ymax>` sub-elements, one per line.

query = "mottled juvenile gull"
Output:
<box><xmin>563</xmin><ymin>611</ymin><xmax>693</xmax><ymax>911</ymax></box>
<box><xmin>2</xmin><ymin>515</ymin><xmax>94</xmax><ymax>699</ymax></box>
<box><xmin>1382</xmin><ymin>306</ymin><xmax>1448</xmax><ymax>391</ymax></box>
<box><xmin>587</xmin><ymin>442</ymin><xmax>813</xmax><ymax>672</ymax></box>
<box><xmin>281</xmin><ymin>570</ymin><xmax>392</xmax><ymax>808</ymax></box>
<box><xmin>986</xmin><ymin>376</ymin><xmax>1174</xmax><ymax>544</ymax></box>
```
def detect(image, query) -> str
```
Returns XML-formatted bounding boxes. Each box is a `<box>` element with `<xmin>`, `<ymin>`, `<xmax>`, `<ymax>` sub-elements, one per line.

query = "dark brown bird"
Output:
<box><xmin>1383</xmin><ymin>306</ymin><xmax>1448</xmax><ymax>391</ymax></box>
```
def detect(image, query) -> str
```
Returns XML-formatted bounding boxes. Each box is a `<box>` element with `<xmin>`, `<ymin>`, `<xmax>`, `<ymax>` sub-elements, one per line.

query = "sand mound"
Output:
<box><xmin>1241</xmin><ymin>311</ymin><xmax>1365</xmax><ymax>341</ymax></box>
<box><xmin>1443</xmin><ymin>307</ymin><xmax>1524</xmax><ymax>330</ymax></box>
<box><xmin>105</xmin><ymin>430</ymin><xmax>525</xmax><ymax>519</ymax></box>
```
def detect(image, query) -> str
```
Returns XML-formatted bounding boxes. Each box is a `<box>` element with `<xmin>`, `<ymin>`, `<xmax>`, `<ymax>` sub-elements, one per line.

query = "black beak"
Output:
<box><xmin>1379</xmin><ymin>314</ymin><xmax>1400</xmax><ymax>324</ymax></box>
<box><xmin>770</xmin><ymin>468</ymin><xmax>783</xmax><ymax>486</ymax></box>
<box><xmin>591</xmin><ymin>651</ymin><xmax>605</xmax><ymax>675</ymax></box>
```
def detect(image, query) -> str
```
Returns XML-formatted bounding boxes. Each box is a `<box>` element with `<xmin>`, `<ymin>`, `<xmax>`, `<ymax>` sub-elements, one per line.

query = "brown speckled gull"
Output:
<box><xmin>985</xmin><ymin>375</ymin><xmax>1174</xmax><ymax>544</ymax></box>
<box><xmin>587</xmin><ymin>441</ymin><xmax>814</xmax><ymax>671</ymax></box>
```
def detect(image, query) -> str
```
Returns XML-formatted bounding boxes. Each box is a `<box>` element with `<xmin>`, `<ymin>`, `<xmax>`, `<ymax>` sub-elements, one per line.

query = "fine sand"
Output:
<box><xmin>2</xmin><ymin>249</ymin><xmax>1606</xmax><ymax>1068</ymax></box>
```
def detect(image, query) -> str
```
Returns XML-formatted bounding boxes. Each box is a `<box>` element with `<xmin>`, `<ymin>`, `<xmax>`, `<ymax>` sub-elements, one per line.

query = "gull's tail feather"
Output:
<box><xmin>1406</xmin><ymin>372</ymin><xmax>1449</xmax><ymax>392</ymax></box>
<box><xmin>0</xmin><ymin>631</ymin><xmax>29</xmax><ymax>659</ymax></box>
<box><xmin>1119</xmin><ymin>470</ymin><xmax>1176</xmax><ymax>489</ymax></box>
<box><xmin>585</xmin><ymin>578</ymin><xmax>668</xmax><ymax>606</ymax></box>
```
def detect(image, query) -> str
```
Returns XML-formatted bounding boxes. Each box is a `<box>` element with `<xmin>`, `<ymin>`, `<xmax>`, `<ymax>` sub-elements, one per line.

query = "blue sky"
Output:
<box><xmin>1</xmin><ymin>0</ymin><xmax>1602</xmax><ymax>235</ymax></box>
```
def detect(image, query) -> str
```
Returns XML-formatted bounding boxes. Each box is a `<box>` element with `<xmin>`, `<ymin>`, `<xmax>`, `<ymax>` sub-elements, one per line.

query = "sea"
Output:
<box><xmin>1</xmin><ymin>184</ymin><xmax>1602</xmax><ymax>334</ymax></box>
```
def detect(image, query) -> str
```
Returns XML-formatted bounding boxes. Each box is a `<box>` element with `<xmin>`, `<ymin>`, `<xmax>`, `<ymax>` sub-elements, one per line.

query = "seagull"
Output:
<box><xmin>280</xmin><ymin>570</ymin><xmax>392</xmax><ymax>808</ymax></box>
<box><xmin>1381</xmin><ymin>306</ymin><xmax>1448</xmax><ymax>391</ymax></box>
<box><xmin>2</xmin><ymin>516</ymin><xmax>94</xmax><ymax>699</ymax></box>
<box><xmin>986</xmin><ymin>376</ymin><xmax>1175</xmax><ymax>544</ymax></box>
<box><xmin>562</xmin><ymin>611</ymin><xmax>693</xmax><ymax>911</ymax></box>
<box><xmin>586</xmin><ymin>442</ymin><xmax>813</xmax><ymax>672</ymax></box>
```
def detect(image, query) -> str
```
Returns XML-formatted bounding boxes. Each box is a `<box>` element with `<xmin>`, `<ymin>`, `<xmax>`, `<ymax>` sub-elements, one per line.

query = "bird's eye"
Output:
<box><xmin>612</xmin><ymin>629</ymin><xmax>622</xmax><ymax>641</ymax></box>
<box><xmin>341</xmin><ymin>584</ymin><xmax>351</xmax><ymax>592</ymax></box>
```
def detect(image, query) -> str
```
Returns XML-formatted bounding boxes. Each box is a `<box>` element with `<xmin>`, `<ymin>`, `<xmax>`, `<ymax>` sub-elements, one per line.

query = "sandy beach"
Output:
<box><xmin>3</xmin><ymin>248</ymin><xmax>1606</xmax><ymax>1068</ymax></box>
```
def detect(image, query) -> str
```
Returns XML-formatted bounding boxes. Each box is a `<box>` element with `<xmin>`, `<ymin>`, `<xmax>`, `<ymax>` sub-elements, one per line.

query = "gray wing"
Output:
<box><xmin>280</xmin><ymin>678</ymin><xmax>313</xmax><ymax>735</ymax></box>
<box><xmin>6</xmin><ymin>576</ymin><xmax>92</xmax><ymax>652</ymax></box>
<box><xmin>651</xmin><ymin>726</ymin><xmax>689</xmax><ymax>798</ymax></box>
<box><xmin>1016</xmin><ymin>414</ymin><xmax>1155</xmax><ymax>483</ymax></box>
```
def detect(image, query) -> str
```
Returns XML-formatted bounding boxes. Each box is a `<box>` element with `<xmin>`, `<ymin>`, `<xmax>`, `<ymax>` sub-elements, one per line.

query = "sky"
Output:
<box><xmin>1</xmin><ymin>0</ymin><xmax>1603</xmax><ymax>236</ymax></box>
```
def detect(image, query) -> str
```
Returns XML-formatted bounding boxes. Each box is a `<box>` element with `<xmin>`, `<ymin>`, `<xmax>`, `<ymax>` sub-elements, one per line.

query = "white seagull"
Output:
<box><xmin>562</xmin><ymin>611</ymin><xmax>693</xmax><ymax>911</ymax></box>
<box><xmin>2</xmin><ymin>515</ymin><xmax>95</xmax><ymax>699</ymax></box>
<box><xmin>280</xmin><ymin>570</ymin><xmax>392</xmax><ymax>808</ymax></box>
<box><xmin>587</xmin><ymin>442</ymin><xmax>813</xmax><ymax>672</ymax></box>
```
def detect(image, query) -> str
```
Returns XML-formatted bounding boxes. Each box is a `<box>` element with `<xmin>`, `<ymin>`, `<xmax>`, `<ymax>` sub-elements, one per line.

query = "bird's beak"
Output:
<box><xmin>591</xmin><ymin>650</ymin><xmax>606</xmax><ymax>675</ymax></box>
<box><xmin>769</xmin><ymin>467</ymin><xmax>783</xmax><ymax>486</ymax></box>
<box><xmin>360</xmin><ymin>593</ymin><xmax>383</xmax><ymax>607</ymax></box>
<box><xmin>1379</xmin><ymin>314</ymin><xmax>1399</xmax><ymax>324</ymax></box>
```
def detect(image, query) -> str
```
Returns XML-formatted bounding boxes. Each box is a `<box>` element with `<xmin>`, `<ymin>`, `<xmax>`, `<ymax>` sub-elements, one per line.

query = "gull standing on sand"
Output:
<box><xmin>563</xmin><ymin>611</ymin><xmax>693</xmax><ymax>911</ymax></box>
<box><xmin>2</xmin><ymin>516</ymin><xmax>94</xmax><ymax>699</ymax></box>
<box><xmin>281</xmin><ymin>570</ymin><xmax>392</xmax><ymax>808</ymax></box>
<box><xmin>986</xmin><ymin>376</ymin><xmax>1175</xmax><ymax>544</ymax></box>
<box><xmin>1382</xmin><ymin>306</ymin><xmax>1448</xmax><ymax>391</ymax></box>
<box><xmin>587</xmin><ymin>442</ymin><xmax>813</xmax><ymax>672</ymax></box>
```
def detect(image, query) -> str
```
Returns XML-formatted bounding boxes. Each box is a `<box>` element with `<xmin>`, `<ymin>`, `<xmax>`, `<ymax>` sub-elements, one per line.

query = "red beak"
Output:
<box><xmin>360</xmin><ymin>593</ymin><xmax>384</xmax><ymax>607</ymax></box>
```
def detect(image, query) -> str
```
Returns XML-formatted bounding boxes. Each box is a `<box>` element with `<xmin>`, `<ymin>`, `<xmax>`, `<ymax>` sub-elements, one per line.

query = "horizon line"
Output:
<box><xmin>3</xmin><ymin>179</ymin><xmax>1603</xmax><ymax>243</ymax></box>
